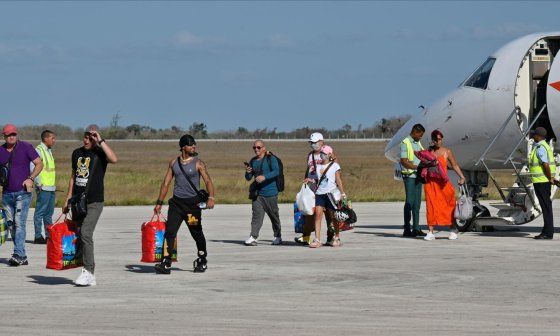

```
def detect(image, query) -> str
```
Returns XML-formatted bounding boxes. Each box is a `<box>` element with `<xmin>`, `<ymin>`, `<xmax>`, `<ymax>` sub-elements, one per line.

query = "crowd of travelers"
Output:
<box><xmin>0</xmin><ymin>121</ymin><xmax>555</xmax><ymax>286</ymax></box>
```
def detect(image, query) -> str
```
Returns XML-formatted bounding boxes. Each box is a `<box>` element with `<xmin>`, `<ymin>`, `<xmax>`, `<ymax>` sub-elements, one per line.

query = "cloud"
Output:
<box><xmin>266</xmin><ymin>33</ymin><xmax>294</xmax><ymax>49</ymax></box>
<box><xmin>173</xmin><ymin>31</ymin><xmax>205</xmax><ymax>47</ymax></box>
<box><xmin>394</xmin><ymin>23</ymin><xmax>542</xmax><ymax>41</ymax></box>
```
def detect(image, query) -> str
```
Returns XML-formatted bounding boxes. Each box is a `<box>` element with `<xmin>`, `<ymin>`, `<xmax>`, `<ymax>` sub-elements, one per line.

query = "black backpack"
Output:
<box><xmin>249</xmin><ymin>152</ymin><xmax>285</xmax><ymax>192</ymax></box>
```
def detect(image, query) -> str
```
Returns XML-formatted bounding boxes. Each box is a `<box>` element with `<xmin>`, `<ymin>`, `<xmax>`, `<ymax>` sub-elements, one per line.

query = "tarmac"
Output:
<box><xmin>1</xmin><ymin>202</ymin><xmax>559</xmax><ymax>336</ymax></box>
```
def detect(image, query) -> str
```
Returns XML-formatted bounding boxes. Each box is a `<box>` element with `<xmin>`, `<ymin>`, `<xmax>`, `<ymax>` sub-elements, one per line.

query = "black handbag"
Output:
<box><xmin>0</xmin><ymin>142</ymin><xmax>17</xmax><ymax>189</ymax></box>
<box><xmin>177</xmin><ymin>157</ymin><xmax>209</xmax><ymax>203</ymax></box>
<box><xmin>70</xmin><ymin>154</ymin><xmax>97</xmax><ymax>220</ymax></box>
<box><xmin>247</xmin><ymin>157</ymin><xmax>265</xmax><ymax>200</ymax></box>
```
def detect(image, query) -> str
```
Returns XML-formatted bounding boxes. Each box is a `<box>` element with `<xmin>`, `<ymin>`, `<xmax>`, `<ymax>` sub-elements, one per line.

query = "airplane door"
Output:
<box><xmin>547</xmin><ymin>56</ymin><xmax>560</xmax><ymax>135</ymax></box>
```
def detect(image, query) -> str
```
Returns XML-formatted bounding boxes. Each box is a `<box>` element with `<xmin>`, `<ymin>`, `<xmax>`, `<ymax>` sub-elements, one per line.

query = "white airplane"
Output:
<box><xmin>385</xmin><ymin>32</ymin><xmax>560</xmax><ymax>231</ymax></box>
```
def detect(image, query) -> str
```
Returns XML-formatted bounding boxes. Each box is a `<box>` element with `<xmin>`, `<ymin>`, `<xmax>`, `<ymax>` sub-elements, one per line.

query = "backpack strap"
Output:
<box><xmin>317</xmin><ymin>161</ymin><xmax>335</xmax><ymax>186</ymax></box>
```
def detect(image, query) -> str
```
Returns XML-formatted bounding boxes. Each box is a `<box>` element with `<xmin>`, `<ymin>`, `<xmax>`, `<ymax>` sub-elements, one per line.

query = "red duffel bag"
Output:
<box><xmin>141</xmin><ymin>215</ymin><xmax>177</xmax><ymax>263</ymax></box>
<box><xmin>46</xmin><ymin>214</ymin><xmax>83</xmax><ymax>270</ymax></box>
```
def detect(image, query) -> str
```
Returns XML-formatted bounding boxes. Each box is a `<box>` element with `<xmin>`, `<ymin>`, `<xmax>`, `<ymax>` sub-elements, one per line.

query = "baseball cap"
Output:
<box><xmin>84</xmin><ymin>124</ymin><xmax>100</xmax><ymax>134</ymax></box>
<box><xmin>179</xmin><ymin>134</ymin><xmax>196</xmax><ymax>148</ymax></box>
<box><xmin>309</xmin><ymin>132</ymin><xmax>324</xmax><ymax>142</ymax></box>
<box><xmin>321</xmin><ymin>145</ymin><xmax>334</xmax><ymax>155</ymax></box>
<box><xmin>530</xmin><ymin>127</ymin><xmax>547</xmax><ymax>138</ymax></box>
<box><xmin>2</xmin><ymin>124</ymin><xmax>18</xmax><ymax>136</ymax></box>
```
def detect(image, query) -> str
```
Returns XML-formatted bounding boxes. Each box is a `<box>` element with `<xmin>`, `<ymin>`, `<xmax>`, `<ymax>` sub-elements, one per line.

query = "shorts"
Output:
<box><xmin>315</xmin><ymin>193</ymin><xmax>336</xmax><ymax>210</ymax></box>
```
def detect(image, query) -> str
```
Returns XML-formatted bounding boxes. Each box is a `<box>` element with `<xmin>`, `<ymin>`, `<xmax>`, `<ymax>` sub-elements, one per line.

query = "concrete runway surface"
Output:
<box><xmin>0</xmin><ymin>202</ymin><xmax>559</xmax><ymax>336</ymax></box>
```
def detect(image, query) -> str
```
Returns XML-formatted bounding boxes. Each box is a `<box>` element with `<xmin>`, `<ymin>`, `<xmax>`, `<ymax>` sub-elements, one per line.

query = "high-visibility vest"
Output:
<box><xmin>529</xmin><ymin>141</ymin><xmax>556</xmax><ymax>183</ymax></box>
<box><xmin>36</xmin><ymin>144</ymin><xmax>56</xmax><ymax>187</ymax></box>
<box><xmin>401</xmin><ymin>137</ymin><xmax>424</xmax><ymax>176</ymax></box>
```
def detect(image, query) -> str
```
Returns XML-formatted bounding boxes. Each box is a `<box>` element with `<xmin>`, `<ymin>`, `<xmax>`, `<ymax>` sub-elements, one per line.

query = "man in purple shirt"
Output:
<box><xmin>0</xmin><ymin>124</ymin><xmax>43</xmax><ymax>266</ymax></box>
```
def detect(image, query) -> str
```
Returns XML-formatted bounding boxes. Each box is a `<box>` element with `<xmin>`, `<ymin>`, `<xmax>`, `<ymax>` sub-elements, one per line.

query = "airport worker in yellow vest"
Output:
<box><xmin>400</xmin><ymin>124</ymin><xmax>426</xmax><ymax>238</ymax></box>
<box><xmin>32</xmin><ymin>130</ymin><xmax>57</xmax><ymax>244</ymax></box>
<box><xmin>529</xmin><ymin>127</ymin><xmax>556</xmax><ymax>240</ymax></box>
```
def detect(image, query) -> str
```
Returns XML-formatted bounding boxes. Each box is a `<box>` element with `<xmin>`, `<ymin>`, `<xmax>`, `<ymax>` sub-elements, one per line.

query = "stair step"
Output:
<box><xmin>489</xmin><ymin>203</ymin><xmax>525</xmax><ymax>211</ymax></box>
<box><xmin>474</xmin><ymin>216</ymin><xmax>515</xmax><ymax>226</ymax></box>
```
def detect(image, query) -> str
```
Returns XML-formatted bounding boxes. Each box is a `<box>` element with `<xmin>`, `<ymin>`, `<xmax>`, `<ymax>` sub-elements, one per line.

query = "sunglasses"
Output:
<box><xmin>253</xmin><ymin>146</ymin><xmax>263</xmax><ymax>150</ymax></box>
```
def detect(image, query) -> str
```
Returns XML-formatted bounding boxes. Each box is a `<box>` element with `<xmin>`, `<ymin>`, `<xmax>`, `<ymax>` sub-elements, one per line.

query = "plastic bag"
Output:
<box><xmin>296</xmin><ymin>183</ymin><xmax>315</xmax><ymax>215</ymax></box>
<box><xmin>0</xmin><ymin>209</ymin><xmax>7</xmax><ymax>246</ymax></box>
<box><xmin>454</xmin><ymin>185</ymin><xmax>473</xmax><ymax>221</ymax></box>
<box><xmin>46</xmin><ymin>214</ymin><xmax>83</xmax><ymax>270</ymax></box>
<box><xmin>141</xmin><ymin>215</ymin><xmax>177</xmax><ymax>263</ymax></box>
<box><xmin>293</xmin><ymin>202</ymin><xmax>305</xmax><ymax>233</ymax></box>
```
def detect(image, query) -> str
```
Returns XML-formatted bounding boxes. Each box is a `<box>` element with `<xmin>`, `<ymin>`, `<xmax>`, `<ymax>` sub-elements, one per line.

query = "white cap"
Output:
<box><xmin>309</xmin><ymin>132</ymin><xmax>324</xmax><ymax>142</ymax></box>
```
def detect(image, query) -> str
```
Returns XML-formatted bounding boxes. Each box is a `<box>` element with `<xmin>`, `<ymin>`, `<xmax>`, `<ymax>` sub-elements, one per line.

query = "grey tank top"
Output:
<box><xmin>172</xmin><ymin>158</ymin><xmax>200</xmax><ymax>198</ymax></box>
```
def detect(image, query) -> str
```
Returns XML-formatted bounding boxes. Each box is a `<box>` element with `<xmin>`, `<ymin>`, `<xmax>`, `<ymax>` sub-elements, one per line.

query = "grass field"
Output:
<box><xmin>20</xmin><ymin>140</ymin><xmax>515</xmax><ymax>206</ymax></box>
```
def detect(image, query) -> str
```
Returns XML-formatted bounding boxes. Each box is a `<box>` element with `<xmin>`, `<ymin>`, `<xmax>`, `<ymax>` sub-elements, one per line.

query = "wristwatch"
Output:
<box><xmin>99</xmin><ymin>139</ymin><xmax>106</xmax><ymax>144</ymax></box>
<box><xmin>27</xmin><ymin>176</ymin><xmax>35</xmax><ymax>182</ymax></box>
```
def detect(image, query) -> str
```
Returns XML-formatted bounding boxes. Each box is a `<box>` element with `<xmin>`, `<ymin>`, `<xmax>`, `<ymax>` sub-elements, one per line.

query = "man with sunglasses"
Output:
<box><xmin>0</xmin><ymin>124</ymin><xmax>43</xmax><ymax>266</ymax></box>
<box><xmin>244</xmin><ymin>140</ymin><xmax>282</xmax><ymax>246</ymax></box>
<box><xmin>63</xmin><ymin>124</ymin><xmax>118</xmax><ymax>286</ymax></box>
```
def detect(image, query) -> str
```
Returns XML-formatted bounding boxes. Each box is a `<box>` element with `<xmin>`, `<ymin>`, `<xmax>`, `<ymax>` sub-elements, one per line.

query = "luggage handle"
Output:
<box><xmin>144</xmin><ymin>214</ymin><xmax>167</xmax><ymax>227</ymax></box>
<box><xmin>48</xmin><ymin>212</ymin><xmax>68</xmax><ymax>227</ymax></box>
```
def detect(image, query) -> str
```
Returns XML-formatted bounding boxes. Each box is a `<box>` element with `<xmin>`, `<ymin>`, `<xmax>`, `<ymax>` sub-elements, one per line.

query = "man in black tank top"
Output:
<box><xmin>153</xmin><ymin>134</ymin><xmax>215</xmax><ymax>274</ymax></box>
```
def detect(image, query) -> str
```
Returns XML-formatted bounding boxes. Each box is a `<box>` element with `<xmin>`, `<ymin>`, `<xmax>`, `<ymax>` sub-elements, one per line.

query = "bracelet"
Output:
<box><xmin>99</xmin><ymin>139</ymin><xmax>106</xmax><ymax>144</ymax></box>
<box><xmin>208</xmin><ymin>196</ymin><xmax>215</xmax><ymax>200</ymax></box>
<box><xmin>156</xmin><ymin>200</ymin><xmax>164</xmax><ymax>206</ymax></box>
<box><xmin>27</xmin><ymin>176</ymin><xmax>35</xmax><ymax>182</ymax></box>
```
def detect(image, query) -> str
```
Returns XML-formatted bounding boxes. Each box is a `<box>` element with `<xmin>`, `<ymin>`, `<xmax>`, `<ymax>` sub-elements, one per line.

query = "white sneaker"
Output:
<box><xmin>271</xmin><ymin>237</ymin><xmax>282</xmax><ymax>245</ymax></box>
<box><xmin>449</xmin><ymin>231</ymin><xmax>458</xmax><ymax>240</ymax></box>
<box><xmin>424</xmin><ymin>232</ymin><xmax>435</xmax><ymax>241</ymax></box>
<box><xmin>74</xmin><ymin>268</ymin><xmax>97</xmax><ymax>286</ymax></box>
<box><xmin>244</xmin><ymin>236</ymin><xmax>258</xmax><ymax>246</ymax></box>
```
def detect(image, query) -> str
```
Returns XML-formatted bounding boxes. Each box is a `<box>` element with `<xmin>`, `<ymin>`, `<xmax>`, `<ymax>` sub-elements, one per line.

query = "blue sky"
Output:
<box><xmin>1</xmin><ymin>1</ymin><xmax>559</xmax><ymax>131</ymax></box>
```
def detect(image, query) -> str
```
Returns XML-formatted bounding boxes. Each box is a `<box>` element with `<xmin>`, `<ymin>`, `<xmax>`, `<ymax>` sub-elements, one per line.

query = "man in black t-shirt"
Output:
<box><xmin>63</xmin><ymin>124</ymin><xmax>118</xmax><ymax>286</ymax></box>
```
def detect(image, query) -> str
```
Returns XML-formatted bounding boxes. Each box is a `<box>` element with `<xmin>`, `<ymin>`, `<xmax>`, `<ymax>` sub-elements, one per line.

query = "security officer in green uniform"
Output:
<box><xmin>529</xmin><ymin>127</ymin><xmax>555</xmax><ymax>239</ymax></box>
<box><xmin>400</xmin><ymin>124</ymin><xmax>426</xmax><ymax>237</ymax></box>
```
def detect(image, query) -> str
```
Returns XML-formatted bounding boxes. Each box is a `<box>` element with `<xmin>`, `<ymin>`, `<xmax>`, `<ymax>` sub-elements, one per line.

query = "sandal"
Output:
<box><xmin>309</xmin><ymin>239</ymin><xmax>322</xmax><ymax>248</ymax></box>
<box><xmin>332</xmin><ymin>237</ymin><xmax>342</xmax><ymax>247</ymax></box>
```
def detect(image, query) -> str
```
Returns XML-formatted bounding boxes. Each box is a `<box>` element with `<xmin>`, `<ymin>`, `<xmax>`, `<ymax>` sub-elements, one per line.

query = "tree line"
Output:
<box><xmin>13</xmin><ymin>116</ymin><xmax>410</xmax><ymax>140</ymax></box>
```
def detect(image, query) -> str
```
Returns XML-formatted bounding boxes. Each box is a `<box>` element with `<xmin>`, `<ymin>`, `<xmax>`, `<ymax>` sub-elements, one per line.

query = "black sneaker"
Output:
<box><xmin>8</xmin><ymin>255</ymin><xmax>28</xmax><ymax>267</ymax></box>
<box><xmin>402</xmin><ymin>231</ymin><xmax>413</xmax><ymax>237</ymax></box>
<box><xmin>34</xmin><ymin>236</ymin><xmax>47</xmax><ymax>244</ymax></box>
<box><xmin>193</xmin><ymin>257</ymin><xmax>207</xmax><ymax>273</ymax></box>
<box><xmin>412</xmin><ymin>230</ymin><xmax>427</xmax><ymax>237</ymax></box>
<box><xmin>154</xmin><ymin>258</ymin><xmax>172</xmax><ymax>274</ymax></box>
<box><xmin>294</xmin><ymin>236</ymin><xmax>309</xmax><ymax>246</ymax></box>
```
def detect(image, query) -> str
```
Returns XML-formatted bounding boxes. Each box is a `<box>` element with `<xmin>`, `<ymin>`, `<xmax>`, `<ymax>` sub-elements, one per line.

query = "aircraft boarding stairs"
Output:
<box><xmin>468</xmin><ymin>105</ymin><xmax>560</xmax><ymax>231</ymax></box>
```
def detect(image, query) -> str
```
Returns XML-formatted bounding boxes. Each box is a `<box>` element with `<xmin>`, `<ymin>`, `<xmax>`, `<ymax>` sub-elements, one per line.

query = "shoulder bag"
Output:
<box><xmin>177</xmin><ymin>157</ymin><xmax>210</xmax><ymax>203</ymax></box>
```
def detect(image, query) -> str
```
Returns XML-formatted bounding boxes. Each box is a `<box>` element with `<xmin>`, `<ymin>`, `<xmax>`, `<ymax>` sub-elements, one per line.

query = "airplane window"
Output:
<box><xmin>463</xmin><ymin>58</ymin><xmax>496</xmax><ymax>90</ymax></box>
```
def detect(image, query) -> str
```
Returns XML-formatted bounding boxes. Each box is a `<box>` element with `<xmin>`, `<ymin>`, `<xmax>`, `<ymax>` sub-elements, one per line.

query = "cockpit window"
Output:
<box><xmin>463</xmin><ymin>57</ymin><xmax>496</xmax><ymax>89</ymax></box>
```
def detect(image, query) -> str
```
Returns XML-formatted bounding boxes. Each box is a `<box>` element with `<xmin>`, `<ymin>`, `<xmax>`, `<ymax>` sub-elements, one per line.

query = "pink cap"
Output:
<box><xmin>2</xmin><ymin>124</ymin><xmax>18</xmax><ymax>136</ymax></box>
<box><xmin>321</xmin><ymin>145</ymin><xmax>333</xmax><ymax>155</ymax></box>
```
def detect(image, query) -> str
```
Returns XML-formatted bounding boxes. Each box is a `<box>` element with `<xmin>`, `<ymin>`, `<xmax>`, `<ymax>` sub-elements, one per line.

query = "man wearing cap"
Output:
<box><xmin>63</xmin><ymin>125</ymin><xmax>118</xmax><ymax>286</ymax></box>
<box><xmin>0</xmin><ymin>124</ymin><xmax>43</xmax><ymax>266</ymax></box>
<box><xmin>244</xmin><ymin>140</ymin><xmax>282</xmax><ymax>246</ymax></box>
<box><xmin>529</xmin><ymin>127</ymin><xmax>555</xmax><ymax>240</ymax></box>
<box><xmin>31</xmin><ymin>130</ymin><xmax>57</xmax><ymax>244</ymax></box>
<box><xmin>294</xmin><ymin>132</ymin><xmax>338</xmax><ymax>246</ymax></box>
<box><xmin>153</xmin><ymin>134</ymin><xmax>215</xmax><ymax>274</ymax></box>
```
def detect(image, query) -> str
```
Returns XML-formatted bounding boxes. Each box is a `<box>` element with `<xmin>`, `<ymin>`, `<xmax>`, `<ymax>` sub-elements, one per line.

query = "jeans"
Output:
<box><xmin>34</xmin><ymin>189</ymin><xmax>55</xmax><ymax>239</ymax></box>
<box><xmin>403</xmin><ymin>176</ymin><xmax>422</xmax><ymax>232</ymax></box>
<box><xmin>2</xmin><ymin>191</ymin><xmax>33</xmax><ymax>257</ymax></box>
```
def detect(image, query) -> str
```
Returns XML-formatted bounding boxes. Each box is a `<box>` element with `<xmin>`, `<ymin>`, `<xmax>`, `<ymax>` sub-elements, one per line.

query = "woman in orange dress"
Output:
<box><xmin>424</xmin><ymin>130</ymin><xmax>466</xmax><ymax>241</ymax></box>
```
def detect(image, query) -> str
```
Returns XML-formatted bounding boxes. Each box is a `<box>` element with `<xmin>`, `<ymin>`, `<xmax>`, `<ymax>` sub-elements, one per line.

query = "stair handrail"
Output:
<box><xmin>504</xmin><ymin>104</ymin><xmax>547</xmax><ymax>164</ymax></box>
<box><xmin>474</xmin><ymin>106</ymin><xmax>520</xmax><ymax>166</ymax></box>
